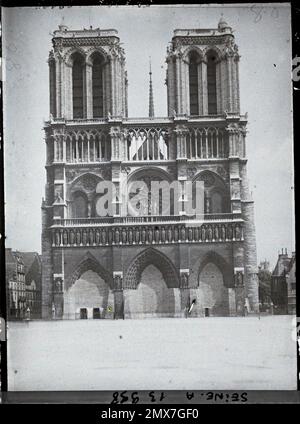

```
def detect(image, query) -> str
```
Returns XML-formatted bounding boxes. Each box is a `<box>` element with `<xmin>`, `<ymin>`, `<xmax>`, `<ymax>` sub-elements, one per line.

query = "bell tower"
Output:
<box><xmin>166</xmin><ymin>17</ymin><xmax>240</xmax><ymax>117</ymax></box>
<box><xmin>48</xmin><ymin>24</ymin><xmax>128</xmax><ymax>120</ymax></box>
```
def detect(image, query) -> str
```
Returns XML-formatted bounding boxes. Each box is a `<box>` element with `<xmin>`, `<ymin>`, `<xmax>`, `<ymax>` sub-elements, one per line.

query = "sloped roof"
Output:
<box><xmin>272</xmin><ymin>255</ymin><xmax>294</xmax><ymax>277</ymax></box>
<box><xmin>20</xmin><ymin>252</ymin><xmax>39</xmax><ymax>273</ymax></box>
<box><xmin>5</xmin><ymin>248</ymin><xmax>16</xmax><ymax>264</ymax></box>
<box><xmin>287</xmin><ymin>254</ymin><xmax>296</xmax><ymax>273</ymax></box>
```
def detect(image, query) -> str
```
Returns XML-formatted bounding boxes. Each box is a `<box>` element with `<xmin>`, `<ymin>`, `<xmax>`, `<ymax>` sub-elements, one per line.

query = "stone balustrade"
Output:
<box><xmin>47</xmin><ymin>119</ymin><xmax>233</xmax><ymax>165</ymax></box>
<box><xmin>52</xmin><ymin>213</ymin><xmax>240</xmax><ymax>227</ymax></box>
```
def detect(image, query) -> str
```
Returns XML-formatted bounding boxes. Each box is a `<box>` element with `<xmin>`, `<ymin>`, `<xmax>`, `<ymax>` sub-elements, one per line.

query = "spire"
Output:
<box><xmin>148</xmin><ymin>57</ymin><xmax>155</xmax><ymax>118</ymax></box>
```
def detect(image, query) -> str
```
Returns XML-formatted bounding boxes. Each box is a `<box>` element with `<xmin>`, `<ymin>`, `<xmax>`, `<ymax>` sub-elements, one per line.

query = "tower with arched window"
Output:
<box><xmin>48</xmin><ymin>25</ymin><xmax>128</xmax><ymax>120</ymax></box>
<box><xmin>166</xmin><ymin>19</ymin><xmax>240</xmax><ymax>117</ymax></box>
<box><xmin>42</xmin><ymin>20</ymin><xmax>259</xmax><ymax>320</ymax></box>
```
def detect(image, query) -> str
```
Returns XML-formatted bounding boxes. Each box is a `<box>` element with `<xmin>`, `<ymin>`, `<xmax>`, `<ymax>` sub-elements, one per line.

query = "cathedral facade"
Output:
<box><xmin>41</xmin><ymin>19</ymin><xmax>259</xmax><ymax>320</ymax></box>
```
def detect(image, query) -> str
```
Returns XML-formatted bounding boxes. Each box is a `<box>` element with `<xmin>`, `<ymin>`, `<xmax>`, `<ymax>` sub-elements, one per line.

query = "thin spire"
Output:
<box><xmin>148</xmin><ymin>57</ymin><xmax>155</xmax><ymax>118</ymax></box>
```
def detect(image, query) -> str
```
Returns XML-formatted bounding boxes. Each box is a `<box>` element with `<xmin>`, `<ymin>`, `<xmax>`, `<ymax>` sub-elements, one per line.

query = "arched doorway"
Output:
<box><xmin>197</xmin><ymin>262</ymin><xmax>229</xmax><ymax>316</ymax></box>
<box><xmin>64</xmin><ymin>270</ymin><xmax>113</xmax><ymax>319</ymax></box>
<box><xmin>124</xmin><ymin>265</ymin><xmax>176</xmax><ymax>318</ymax></box>
<box><xmin>124</xmin><ymin>248</ymin><xmax>180</xmax><ymax>318</ymax></box>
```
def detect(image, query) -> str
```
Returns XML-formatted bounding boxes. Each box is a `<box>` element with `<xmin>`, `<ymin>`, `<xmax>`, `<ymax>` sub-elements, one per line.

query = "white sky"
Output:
<box><xmin>2</xmin><ymin>4</ymin><xmax>295</xmax><ymax>269</ymax></box>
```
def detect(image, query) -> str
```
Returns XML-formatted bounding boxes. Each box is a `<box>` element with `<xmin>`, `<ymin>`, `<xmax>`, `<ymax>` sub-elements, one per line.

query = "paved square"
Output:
<box><xmin>7</xmin><ymin>315</ymin><xmax>297</xmax><ymax>390</ymax></box>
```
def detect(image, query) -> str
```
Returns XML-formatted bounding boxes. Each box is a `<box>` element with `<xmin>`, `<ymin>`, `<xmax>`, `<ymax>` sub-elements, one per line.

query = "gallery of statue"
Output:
<box><xmin>41</xmin><ymin>18</ymin><xmax>259</xmax><ymax>320</ymax></box>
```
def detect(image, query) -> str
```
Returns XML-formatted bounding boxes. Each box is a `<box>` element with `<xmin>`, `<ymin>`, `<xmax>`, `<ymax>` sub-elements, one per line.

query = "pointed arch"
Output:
<box><xmin>198</xmin><ymin>251</ymin><xmax>233</xmax><ymax>288</ymax></box>
<box><xmin>69</xmin><ymin>172</ymin><xmax>104</xmax><ymax>190</ymax></box>
<box><xmin>127</xmin><ymin>166</ymin><xmax>172</xmax><ymax>184</ymax></box>
<box><xmin>183</xmin><ymin>46</ymin><xmax>204</xmax><ymax>63</ymax></box>
<box><xmin>124</xmin><ymin>247</ymin><xmax>180</xmax><ymax>289</ymax></box>
<box><xmin>203</xmin><ymin>46</ymin><xmax>222</xmax><ymax>62</ymax></box>
<box><xmin>65</xmin><ymin>252</ymin><xmax>112</xmax><ymax>291</ymax></box>
<box><xmin>192</xmin><ymin>169</ymin><xmax>230</xmax><ymax>214</ymax></box>
<box><xmin>126</xmin><ymin>167</ymin><xmax>174</xmax><ymax>216</ymax></box>
<box><xmin>65</xmin><ymin>48</ymin><xmax>87</xmax><ymax>66</ymax></box>
<box><xmin>86</xmin><ymin>47</ymin><xmax>109</xmax><ymax>66</ymax></box>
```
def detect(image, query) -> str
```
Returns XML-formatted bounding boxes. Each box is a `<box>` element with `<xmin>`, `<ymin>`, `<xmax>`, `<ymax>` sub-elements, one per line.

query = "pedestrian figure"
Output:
<box><xmin>188</xmin><ymin>298</ymin><xmax>197</xmax><ymax>315</ymax></box>
<box><xmin>52</xmin><ymin>303</ymin><xmax>56</xmax><ymax>319</ymax></box>
<box><xmin>25</xmin><ymin>307</ymin><xmax>30</xmax><ymax>321</ymax></box>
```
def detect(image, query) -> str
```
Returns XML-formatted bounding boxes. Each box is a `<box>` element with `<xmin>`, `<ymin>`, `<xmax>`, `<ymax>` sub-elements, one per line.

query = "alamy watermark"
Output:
<box><xmin>94</xmin><ymin>180</ymin><xmax>205</xmax><ymax>220</ymax></box>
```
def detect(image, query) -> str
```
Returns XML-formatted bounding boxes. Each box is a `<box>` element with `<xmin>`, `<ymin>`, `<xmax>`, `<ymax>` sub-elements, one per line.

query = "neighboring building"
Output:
<box><xmin>5</xmin><ymin>249</ymin><xmax>42</xmax><ymax>319</ymax></box>
<box><xmin>258</xmin><ymin>260</ymin><xmax>272</xmax><ymax>312</ymax></box>
<box><xmin>5</xmin><ymin>249</ymin><xmax>26</xmax><ymax>319</ymax></box>
<box><xmin>20</xmin><ymin>252</ymin><xmax>42</xmax><ymax>319</ymax></box>
<box><xmin>286</xmin><ymin>252</ymin><xmax>296</xmax><ymax>315</ymax></box>
<box><xmin>271</xmin><ymin>249</ymin><xmax>296</xmax><ymax>315</ymax></box>
<box><xmin>41</xmin><ymin>19</ymin><xmax>259</xmax><ymax>320</ymax></box>
<box><xmin>259</xmin><ymin>260</ymin><xmax>270</xmax><ymax>272</ymax></box>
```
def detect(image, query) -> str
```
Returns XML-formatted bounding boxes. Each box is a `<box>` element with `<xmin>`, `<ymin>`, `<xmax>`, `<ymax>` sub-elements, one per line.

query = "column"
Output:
<box><xmin>53</xmin><ymin>276</ymin><xmax>64</xmax><ymax>319</ymax></box>
<box><xmin>179</xmin><ymin>270</ymin><xmax>190</xmax><ymax>317</ymax></box>
<box><xmin>87</xmin><ymin>137</ymin><xmax>90</xmax><ymax>162</ymax></box>
<box><xmin>196</xmin><ymin>61</ymin><xmax>201</xmax><ymax>116</ymax></box>
<box><xmin>175</xmin><ymin>56</ymin><xmax>181</xmax><ymax>115</ymax></box>
<box><xmin>41</xmin><ymin>202</ymin><xmax>53</xmax><ymax>319</ymax></box>
<box><xmin>63</xmin><ymin>135</ymin><xmax>66</xmax><ymax>162</ymax></box>
<box><xmin>182</xmin><ymin>59</ymin><xmax>189</xmax><ymax>115</ymax></box>
<box><xmin>216</xmin><ymin>60</ymin><xmax>222</xmax><ymax>114</ymax></box>
<box><xmin>54</xmin><ymin>138</ymin><xmax>57</xmax><ymax>162</ymax></box>
<box><xmin>166</xmin><ymin>56</ymin><xmax>175</xmax><ymax>116</ymax></box>
<box><xmin>240</xmin><ymin>162</ymin><xmax>259</xmax><ymax>313</ymax></box>
<box><xmin>200</xmin><ymin>59</ymin><xmax>208</xmax><ymax>115</ymax></box>
<box><xmin>113</xmin><ymin>273</ymin><xmax>124</xmax><ymax>319</ymax></box>
<box><xmin>86</xmin><ymin>63</ymin><xmax>93</xmax><ymax>119</ymax></box>
<box><xmin>110</xmin><ymin>57</ymin><xmax>116</xmax><ymax>116</ymax></box>
<box><xmin>55</xmin><ymin>59</ymin><xmax>62</xmax><ymax>118</ymax></box>
<box><xmin>235</xmin><ymin>57</ymin><xmax>241</xmax><ymax>114</ymax></box>
<box><xmin>76</xmin><ymin>138</ymin><xmax>79</xmax><ymax>162</ymax></box>
<box><xmin>226</xmin><ymin>55</ymin><xmax>234</xmax><ymax>113</ymax></box>
<box><xmin>205</xmin><ymin>130</ymin><xmax>208</xmax><ymax>158</ymax></box>
<box><xmin>65</xmin><ymin>63</ymin><xmax>72</xmax><ymax>119</ymax></box>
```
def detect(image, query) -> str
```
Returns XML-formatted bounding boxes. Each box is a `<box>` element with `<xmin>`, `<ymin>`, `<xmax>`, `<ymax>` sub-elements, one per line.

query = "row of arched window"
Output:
<box><xmin>50</xmin><ymin>48</ymin><xmax>218</xmax><ymax>119</ymax></box>
<box><xmin>69</xmin><ymin>169</ymin><xmax>230</xmax><ymax>219</ymax></box>
<box><xmin>50</xmin><ymin>52</ymin><xmax>106</xmax><ymax>119</ymax></box>
<box><xmin>70</xmin><ymin>188</ymin><xmax>229</xmax><ymax>218</ymax></box>
<box><xmin>72</xmin><ymin>53</ymin><xmax>104</xmax><ymax>119</ymax></box>
<box><xmin>188</xmin><ymin>51</ymin><xmax>217</xmax><ymax>116</ymax></box>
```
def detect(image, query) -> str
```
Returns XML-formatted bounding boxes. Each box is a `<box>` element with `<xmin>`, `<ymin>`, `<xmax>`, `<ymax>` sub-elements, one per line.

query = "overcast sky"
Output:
<box><xmin>2</xmin><ymin>4</ymin><xmax>294</xmax><ymax>268</ymax></box>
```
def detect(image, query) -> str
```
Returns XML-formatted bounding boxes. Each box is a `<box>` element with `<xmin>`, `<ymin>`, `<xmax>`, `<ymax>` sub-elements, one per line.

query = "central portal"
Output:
<box><xmin>124</xmin><ymin>265</ymin><xmax>176</xmax><ymax>318</ymax></box>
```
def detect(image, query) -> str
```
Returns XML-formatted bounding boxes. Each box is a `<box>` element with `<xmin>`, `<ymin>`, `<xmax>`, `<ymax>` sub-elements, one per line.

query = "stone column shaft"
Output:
<box><xmin>86</xmin><ymin>63</ymin><xmax>93</xmax><ymax>119</ymax></box>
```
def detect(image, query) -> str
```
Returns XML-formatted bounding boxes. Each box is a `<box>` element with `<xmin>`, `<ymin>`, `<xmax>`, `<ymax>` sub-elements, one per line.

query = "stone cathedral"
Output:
<box><xmin>41</xmin><ymin>18</ymin><xmax>259</xmax><ymax>320</ymax></box>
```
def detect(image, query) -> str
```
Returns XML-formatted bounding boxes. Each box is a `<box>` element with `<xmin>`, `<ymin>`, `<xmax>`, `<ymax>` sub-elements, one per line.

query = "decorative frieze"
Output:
<box><xmin>51</xmin><ymin>221</ymin><xmax>244</xmax><ymax>248</ymax></box>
